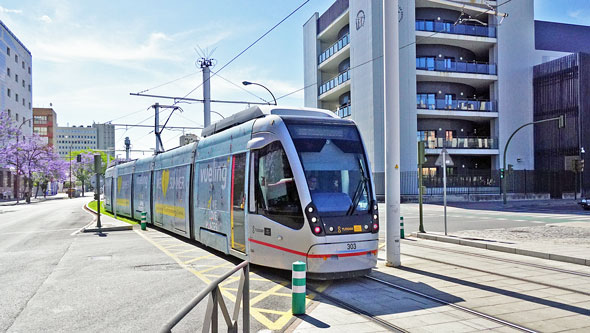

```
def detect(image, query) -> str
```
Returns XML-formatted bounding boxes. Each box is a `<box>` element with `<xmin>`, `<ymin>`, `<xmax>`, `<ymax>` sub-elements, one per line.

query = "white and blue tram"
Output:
<box><xmin>104</xmin><ymin>106</ymin><xmax>379</xmax><ymax>278</ymax></box>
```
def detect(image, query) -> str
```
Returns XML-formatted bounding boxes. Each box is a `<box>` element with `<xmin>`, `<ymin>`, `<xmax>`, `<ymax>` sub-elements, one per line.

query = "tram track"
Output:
<box><xmin>307</xmin><ymin>276</ymin><xmax>538</xmax><ymax>333</ymax></box>
<box><xmin>306</xmin><ymin>285</ymin><xmax>410</xmax><ymax>333</ymax></box>
<box><xmin>363</xmin><ymin>275</ymin><xmax>539</xmax><ymax>333</ymax></box>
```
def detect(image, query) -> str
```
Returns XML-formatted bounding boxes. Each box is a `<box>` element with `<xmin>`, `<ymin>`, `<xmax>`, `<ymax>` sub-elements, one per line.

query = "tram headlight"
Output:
<box><xmin>373</xmin><ymin>214</ymin><xmax>378</xmax><ymax>220</ymax></box>
<box><xmin>311</xmin><ymin>217</ymin><xmax>317</xmax><ymax>223</ymax></box>
<box><xmin>308</xmin><ymin>207</ymin><xmax>314</xmax><ymax>213</ymax></box>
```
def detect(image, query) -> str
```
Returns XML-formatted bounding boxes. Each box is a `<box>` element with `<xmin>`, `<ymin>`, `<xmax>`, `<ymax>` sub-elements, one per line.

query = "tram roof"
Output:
<box><xmin>201</xmin><ymin>105</ymin><xmax>336</xmax><ymax>138</ymax></box>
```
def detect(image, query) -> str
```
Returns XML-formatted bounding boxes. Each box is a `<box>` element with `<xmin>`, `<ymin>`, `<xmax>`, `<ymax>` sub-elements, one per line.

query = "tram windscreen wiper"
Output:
<box><xmin>347</xmin><ymin>158</ymin><xmax>368</xmax><ymax>216</ymax></box>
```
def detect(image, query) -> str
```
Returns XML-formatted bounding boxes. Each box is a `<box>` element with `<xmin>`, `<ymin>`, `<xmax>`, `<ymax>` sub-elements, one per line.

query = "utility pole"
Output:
<box><xmin>124</xmin><ymin>137</ymin><xmax>131</xmax><ymax>161</ymax></box>
<box><xmin>383</xmin><ymin>0</ymin><xmax>401</xmax><ymax>267</ymax></box>
<box><xmin>154</xmin><ymin>103</ymin><xmax>160</xmax><ymax>153</ymax></box>
<box><xmin>198</xmin><ymin>58</ymin><xmax>215</xmax><ymax>128</ymax></box>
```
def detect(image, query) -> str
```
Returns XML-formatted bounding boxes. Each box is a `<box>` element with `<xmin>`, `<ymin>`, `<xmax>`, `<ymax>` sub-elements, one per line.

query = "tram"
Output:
<box><xmin>104</xmin><ymin>106</ymin><xmax>379</xmax><ymax>278</ymax></box>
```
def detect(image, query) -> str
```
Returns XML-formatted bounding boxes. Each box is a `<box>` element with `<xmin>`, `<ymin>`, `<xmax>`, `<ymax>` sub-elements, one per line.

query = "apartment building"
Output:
<box><xmin>0</xmin><ymin>20</ymin><xmax>33</xmax><ymax>199</ymax></box>
<box><xmin>304</xmin><ymin>0</ymin><xmax>583</xmax><ymax>196</ymax></box>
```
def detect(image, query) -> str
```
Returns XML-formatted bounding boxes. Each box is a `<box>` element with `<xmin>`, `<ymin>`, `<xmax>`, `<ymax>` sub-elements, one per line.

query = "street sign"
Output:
<box><xmin>435</xmin><ymin>149</ymin><xmax>454</xmax><ymax>166</ymax></box>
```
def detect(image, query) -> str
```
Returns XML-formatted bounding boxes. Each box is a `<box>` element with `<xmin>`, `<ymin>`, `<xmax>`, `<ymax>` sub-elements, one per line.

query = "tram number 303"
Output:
<box><xmin>346</xmin><ymin>243</ymin><xmax>357</xmax><ymax>250</ymax></box>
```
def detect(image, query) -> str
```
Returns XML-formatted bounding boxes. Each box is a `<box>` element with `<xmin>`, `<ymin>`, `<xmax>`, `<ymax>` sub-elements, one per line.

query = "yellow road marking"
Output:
<box><xmin>134</xmin><ymin>230</ymin><xmax>333</xmax><ymax>331</ymax></box>
<box><xmin>183</xmin><ymin>254</ymin><xmax>214</xmax><ymax>264</ymax></box>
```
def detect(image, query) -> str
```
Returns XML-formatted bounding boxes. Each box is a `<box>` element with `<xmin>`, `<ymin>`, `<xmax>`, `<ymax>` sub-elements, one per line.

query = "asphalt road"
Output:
<box><xmin>379</xmin><ymin>200</ymin><xmax>590</xmax><ymax>235</ymax></box>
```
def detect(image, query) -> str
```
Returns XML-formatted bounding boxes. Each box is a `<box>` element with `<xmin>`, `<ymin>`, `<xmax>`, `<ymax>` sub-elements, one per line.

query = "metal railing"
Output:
<box><xmin>415</xmin><ymin>19</ymin><xmax>496</xmax><ymax>38</ymax></box>
<box><xmin>417</xmin><ymin>98</ymin><xmax>496</xmax><ymax>112</ymax></box>
<box><xmin>336</xmin><ymin>103</ymin><xmax>351</xmax><ymax>118</ymax></box>
<box><xmin>160</xmin><ymin>261</ymin><xmax>250</xmax><ymax>333</ymax></box>
<box><xmin>318</xmin><ymin>33</ymin><xmax>350</xmax><ymax>64</ymax></box>
<box><xmin>421</xmin><ymin>137</ymin><xmax>498</xmax><ymax>149</ymax></box>
<box><xmin>319</xmin><ymin>69</ymin><xmax>350</xmax><ymax>95</ymax></box>
<box><xmin>416</xmin><ymin>58</ymin><xmax>497</xmax><ymax>75</ymax></box>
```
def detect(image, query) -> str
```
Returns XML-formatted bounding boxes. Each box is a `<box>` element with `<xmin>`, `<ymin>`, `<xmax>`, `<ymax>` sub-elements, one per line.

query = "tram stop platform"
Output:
<box><xmin>82</xmin><ymin>209</ymin><xmax>134</xmax><ymax>233</ymax></box>
<box><xmin>285</xmin><ymin>232</ymin><xmax>590</xmax><ymax>333</ymax></box>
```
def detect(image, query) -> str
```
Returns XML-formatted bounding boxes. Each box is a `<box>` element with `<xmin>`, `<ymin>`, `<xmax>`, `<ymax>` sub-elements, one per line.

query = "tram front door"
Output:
<box><xmin>231</xmin><ymin>153</ymin><xmax>247</xmax><ymax>253</ymax></box>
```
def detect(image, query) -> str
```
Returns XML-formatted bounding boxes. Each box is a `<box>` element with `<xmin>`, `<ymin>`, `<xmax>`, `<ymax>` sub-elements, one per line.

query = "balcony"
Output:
<box><xmin>416</xmin><ymin>58</ymin><xmax>496</xmax><ymax>75</ymax></box>
<box><xmin>422</xmin><ymin>137</ymin><xmax>498</xmax><ymax>149</ymax></box>
<box><xmin>318</xmin><ymin>33</ymin><xmax>349</xmax><ymax>65</ymax></box>
<box><xmin>417</xmin><ymin>98</ymin><xmax>496</xmax><ymax>112</ymax></box>
<box><xmin>336</xmin><ymin>103</ymin><xmax>351</xmax><ymax>118</ymax></box>
<box><xmin>415</xmin><ymin>20</ymin><xmax>496</xmax><ymax>38</ymax></box>
<box><xmin>319</xmin><ymin>70</ymin><xmax>350</xmax><ymax>96</ymax></box>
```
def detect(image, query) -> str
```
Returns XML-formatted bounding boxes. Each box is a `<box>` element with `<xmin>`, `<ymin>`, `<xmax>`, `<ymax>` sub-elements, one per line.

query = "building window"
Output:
<box><xmin>22</xmin><ymin>79</ymin><xmax>25</xmax><ymax>88</ymax></box>
<box><xmin>34</xmin><ymin>127</ymin><xmax>48</xmax><ymax>136</ymax></box>
<box><xmin>15</xmin><ymin>93</ymin><xmax>18</xmax><ymax>102</ymax></box>
<box><xmin>22</xmin><ymin>61</ymin><xmax>25</xmax><ymax>69</ymax></box>
<box><xmin>445</xmin><ymin>130</ymin><xmax>456</xmax><ymax>141</ymax></box>
<box><xmin>0</xmin><ymin>171</ymin><xmax>3</xmax><ymax>187</ymax></box>
<box><xmin>22</xmin><ymin>98</ymin><xmax>25</xmax><ymax>106</ymax></box>
<box><xmin>15</xmin><ymin>74</ymin><xmax>18</xmax><ymax>82</ymax></box>
<box><xmin>28</xmin><ymin>67</ymin><xmax>31</xmax><ymax>74</ymax></box>
<box><xmin>417</xmin><ymin>93</ymin><xmax>435</xmax><ymax>109</ymax></box>
<box><xmin>7</xmin><ymin>68</ymin><xmax>10</xmax><ymax>77</ymax></box>
<box><xmin>28</xmin><ymin>84</ymin><xmax>31</xmax><ymax>92</ymax></box>
<box><xmin>6</xmin><ymin>47</ymin><xmax>10</xmax><ymax>56</ymax></box>
<box><xmin>15</xmin><ymin>54</ymin><xmax>18</xmax><ymax>63</ymax></box>
<box><xmin>7</xmin><ymin>88</ymin><xmax>10</xmax><ymax>97</ymax></box>
<box><xmin>16</xmin><ymin>113</ymin><xmax>19</xmax><ymax>121</ymax></box>
<box><xmin>34</xmin><ymin>115</ymin><xmax>47</xmax><ymax>124</ymax></box>
<box><xmin>444</xmin><ymin>57</ymin><xmax>454</xmax><ymax>70</ymax></box>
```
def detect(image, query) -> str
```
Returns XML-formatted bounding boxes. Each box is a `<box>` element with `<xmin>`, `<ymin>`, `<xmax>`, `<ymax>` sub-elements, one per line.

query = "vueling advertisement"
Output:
<box><xmin>196</xmin><ymin>156</ymin><xmax>230</xmax><ymax>233</ymax></box>
<box><xmin>154</xmin><ymin>166</ymin><xmax>189</xmax><ymax>231</ymax></box>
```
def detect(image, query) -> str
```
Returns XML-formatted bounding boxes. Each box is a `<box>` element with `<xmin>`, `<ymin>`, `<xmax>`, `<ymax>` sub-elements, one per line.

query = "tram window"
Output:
<box><xmin>252</xmin><ymin>141</ymin><xmax>303</xmax><ymax>229</ymax></box>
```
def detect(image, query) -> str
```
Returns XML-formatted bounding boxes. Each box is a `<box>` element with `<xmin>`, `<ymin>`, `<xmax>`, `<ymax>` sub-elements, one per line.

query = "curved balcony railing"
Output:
<box><xmin>421</xmin><ymin>137</ymin><xmax>498</xmax><ymax>149</ymax></box>
<box><xmin>336</xmin><ymin>103</ymin><xmax>351</xmax><ymax>118</ymax></box>
<box><xmin>415</xmin><ymin>19</ymin><xmax>496</xmax><ymax>38</ymax></box>
<box><xmin>319</xmin><ymin>70</ymin><xmax>350</xmax><ymax>95</ymax></box>
<box><xmin>416</xmin><ymin>58</ymin><xmax>497</xmax><ymax>75</ymax></box>
<box><xmin>318</xmin><ymin>33</ymin><xmax>350</xmax><ymax>64</ymax></box>
<box><xmin>417</xmin><ymin>99</ymin><xmax>496</xmax><ymax>112</ymax></box>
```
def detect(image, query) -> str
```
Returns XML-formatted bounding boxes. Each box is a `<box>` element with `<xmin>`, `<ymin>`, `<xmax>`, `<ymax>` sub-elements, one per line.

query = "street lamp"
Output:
<box><xmin>242</xmin><ymin>81</ymin><xmax>277</xmax><ymax>105</ymax></box>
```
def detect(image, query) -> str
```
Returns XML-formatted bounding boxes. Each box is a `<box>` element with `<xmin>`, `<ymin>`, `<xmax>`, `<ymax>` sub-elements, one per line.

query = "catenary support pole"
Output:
<box><xmin>443</xmin><ymin>149</ymin><xmax>447</xmax><ymax>236</ymax></box>
<box><xmin>383</xmin><ymin>0</ymin><xmax>401</xmax><ymax>267</ymax></box>
<box><xmin>124</xmin><ymin>137</ymin><xmax>130</xmax><ymax>161</ymax></box>
<box><xmin>203</xmin><ymin>65</ymin><xmax>211</xmax><ymax>128</ymax></box>
<box><xmin>154</xmin><ymin>103</ymin><xmax>160</xmax><ymax>153</ymax></box>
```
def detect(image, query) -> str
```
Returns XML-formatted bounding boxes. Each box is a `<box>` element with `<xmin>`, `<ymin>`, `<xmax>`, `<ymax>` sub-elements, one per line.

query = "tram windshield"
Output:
<box><xmin>285</xmin><ymin>120</ymin><xmax>371</xmax><ymax>216</ymax></box>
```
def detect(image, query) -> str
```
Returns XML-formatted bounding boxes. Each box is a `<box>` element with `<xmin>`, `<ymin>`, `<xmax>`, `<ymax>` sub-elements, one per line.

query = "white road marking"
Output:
<box><xmin>1</xmin><ymin>228</ymin><xmax>80</xmax><ymax>235</ymax></box>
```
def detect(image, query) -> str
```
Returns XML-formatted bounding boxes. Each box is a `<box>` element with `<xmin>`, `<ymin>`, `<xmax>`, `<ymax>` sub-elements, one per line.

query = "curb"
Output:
<box><xmin>412</xmin><ymin>232</ymin><xmax>590</xmax><ymax>267</ymax></box>
<box><xmin>83</xmin><ymin>203</ymin><xmax>134</xmax><ymax>232</ymax></box>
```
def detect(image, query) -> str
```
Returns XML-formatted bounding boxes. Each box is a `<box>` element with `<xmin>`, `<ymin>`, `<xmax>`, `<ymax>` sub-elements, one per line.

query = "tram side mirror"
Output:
<box><xmin>247</xmin><ymin>136</ymin><xmax>273</xmax><ymax>150</ymax></box>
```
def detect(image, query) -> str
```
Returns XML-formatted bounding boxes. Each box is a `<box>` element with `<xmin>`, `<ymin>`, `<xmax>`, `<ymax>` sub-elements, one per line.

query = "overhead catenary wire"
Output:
<box><xmin>135</xmin><ymin>70</ymin><xmax>202</xmax><ymax>94</ymax></box>
<box><xmin>171</xmin><ymin>0</ymin><xmax>310</xmax><ymax>106</ymax></box>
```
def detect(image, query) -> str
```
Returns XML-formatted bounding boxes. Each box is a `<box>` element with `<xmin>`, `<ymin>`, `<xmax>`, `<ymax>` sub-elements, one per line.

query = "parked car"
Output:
<box><xmin>579</xmin><ymin>198</ymin><xmax>590</xmax><ymax>210</ymax></box>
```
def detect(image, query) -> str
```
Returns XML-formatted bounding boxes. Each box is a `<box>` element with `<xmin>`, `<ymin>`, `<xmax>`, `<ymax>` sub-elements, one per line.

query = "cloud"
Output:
<box><xmin>568</xmin><ymin>10</ymin><xmax>582</xmax><ymax>18</ymax></box>
<box><xmin>0</xmin><ymin>6</ymin><xmax>22</xmax><ymax>14</ymax></box>
<box><xmin>39</xmin><ymin>15</ymin><xmax>52</xmax><ymax>23</ymax></box>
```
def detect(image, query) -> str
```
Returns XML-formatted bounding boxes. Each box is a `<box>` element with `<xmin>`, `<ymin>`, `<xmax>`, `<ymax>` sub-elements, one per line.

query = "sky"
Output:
<box><xmin>0</xmin><ymin>0</ymin><xmax>589</xmax><ymax>159</ymax></box>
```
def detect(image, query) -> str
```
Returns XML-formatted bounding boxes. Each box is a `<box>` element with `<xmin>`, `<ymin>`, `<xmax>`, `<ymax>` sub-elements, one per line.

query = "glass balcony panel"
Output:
<box><xmin>318</xmin><ymin>70</ymin><xmax>350</xmax><ymax>95</ymax></box>
<box><xmin>415</xmin><ymin>19</ymin><xmax>496</xmax><ymax>38</ymax></box>
<box><xmin>466</xmin><ymin>62</ymin><xmax>477</xmax><ymax>73</ymax></box>
<box><xmin>456</xmin><ymin>62</ymin><xmax>467</xmax><ymax>72</ymax></box>
<box><xmin>318</xmin><ymin>33</ymin><xmax>350</xmax><ymax>65</ymax></box>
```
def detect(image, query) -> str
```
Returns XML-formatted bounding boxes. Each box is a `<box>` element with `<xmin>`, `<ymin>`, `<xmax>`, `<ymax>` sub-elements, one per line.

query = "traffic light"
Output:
<box><xmin>500</xmin><ymin>168</ymin><xmax>505</xmax><ymax>179</ymax></box>
<box><xmin>580</xmin><ymin>159</ymin><xmax>585</xmax><ymax>172</ymax></box>
<box><xmin>418</xmin><ymin>141</ymin><xmax>426</xmax><ymax>166</ymax></box>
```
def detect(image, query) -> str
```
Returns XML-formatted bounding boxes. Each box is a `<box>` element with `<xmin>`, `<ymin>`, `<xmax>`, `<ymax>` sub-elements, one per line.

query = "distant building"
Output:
<box><xmin>55</xmin><ymin>123</ymin><xmax>114</xmax><ymax>158</ymax></box>
<box><xmin>180</xmin><ymin>133</ymin><xmax>200</xmax><ymax>146</ymax></box>
<box><xmin>0</xmin><ymin>20</ymin><xmax>33</xmax><ymax>199</ymax></box>
<box><xmin>32</xmin><ymin>107</ymin><xmax>57</xmax><ymax>146</ymax></box>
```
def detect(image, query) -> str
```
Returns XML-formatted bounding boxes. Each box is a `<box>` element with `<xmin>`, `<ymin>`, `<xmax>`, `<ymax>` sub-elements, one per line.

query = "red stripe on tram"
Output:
<box><xmin>248</xmin><ymin>238</ymin><xmax>376</xmax><ymax>258</ymax></box>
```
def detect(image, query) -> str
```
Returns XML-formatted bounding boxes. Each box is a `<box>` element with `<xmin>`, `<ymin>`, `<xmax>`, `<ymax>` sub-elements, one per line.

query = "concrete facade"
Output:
<box><xmin>55</xmin><ymin>123</ymin><xmax>115</xmax><ymax>158</ymax></box>
<box><xmin>304</xmin><ymin>0</ymin><xmax>579</xmax><ymax>196</ymax></box>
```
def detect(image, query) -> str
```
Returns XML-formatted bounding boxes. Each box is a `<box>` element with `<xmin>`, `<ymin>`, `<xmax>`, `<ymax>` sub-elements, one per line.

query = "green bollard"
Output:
<box><xmin>400</xmin><ymin>216</ymin><xmax>405</xmax><ymax>239</ymax></box>
<box><xmin>292</xmin><ymin>261</ymin><xmax>306</xmax><ymax>315</ymax></box>
<box><xmin>141</xmin><ymin>212</ymin><xmax>147</xmax><ymax>231</ymax></box>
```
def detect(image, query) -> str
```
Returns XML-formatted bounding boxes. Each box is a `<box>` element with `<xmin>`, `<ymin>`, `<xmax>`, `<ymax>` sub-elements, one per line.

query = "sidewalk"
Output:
<box><xmin>0</xmin><ymin>192</ymin><xmax>69</xmax><ymax>206</ymax></box>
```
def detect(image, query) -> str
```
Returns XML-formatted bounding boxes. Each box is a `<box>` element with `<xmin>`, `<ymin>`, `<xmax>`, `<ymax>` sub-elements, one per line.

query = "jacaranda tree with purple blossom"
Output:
<box><xmin>0</xmin><ymin>110</ymin><xmax>68</xmax><ymax>203</ymax></box>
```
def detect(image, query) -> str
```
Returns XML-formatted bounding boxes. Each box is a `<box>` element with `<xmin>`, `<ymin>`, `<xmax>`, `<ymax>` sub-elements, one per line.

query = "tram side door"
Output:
<box><xmin>230</xmin><ymin>153</ymin><xmax>247</xmax><ymax>253</ymax></box>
